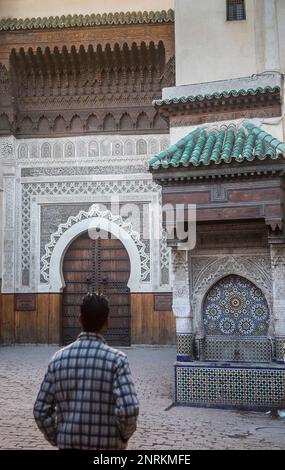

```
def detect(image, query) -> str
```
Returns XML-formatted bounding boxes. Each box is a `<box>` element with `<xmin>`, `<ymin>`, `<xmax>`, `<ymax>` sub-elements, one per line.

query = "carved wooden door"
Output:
<box><xmin>62</xmin><ymin>231</ymin><xmax>131</xmax><ymax>346</ymax></box>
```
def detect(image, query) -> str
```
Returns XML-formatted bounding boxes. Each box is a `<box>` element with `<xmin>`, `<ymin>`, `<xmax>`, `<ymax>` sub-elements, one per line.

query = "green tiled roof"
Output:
<box><xmin>0</xmin><ymin>9</ymin><xmax>174</xmax><ymax>31</ymax></box>
<box><xmin>149</xmin><ymin>122</ymin><xmax>285</xmax><ymax>170</ymax></box>
<box><xmin>153</xmin><ymin>86</ymin><xmax>280</xmax><ymax>108</ymax></box>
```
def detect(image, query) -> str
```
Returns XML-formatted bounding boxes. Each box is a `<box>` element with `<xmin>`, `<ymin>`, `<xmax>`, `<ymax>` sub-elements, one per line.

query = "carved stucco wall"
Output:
<box><xmin>16</xmin><ymin>135</ymin><xmax>169</xmax><ymax>161</ymax></box>
<box><xmin>1</xmin><ymin>134</ymin><xmax>171</xmax><ymax>294</ymax></box>
<box><xmin>270</xmin><ymin>245</ymin><xmax>285</xmax><ymax>337</ymax></box>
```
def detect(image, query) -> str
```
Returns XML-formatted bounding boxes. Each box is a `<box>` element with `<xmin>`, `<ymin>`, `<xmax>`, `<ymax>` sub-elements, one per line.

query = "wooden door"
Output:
<box><xmin>62</xmin><ymin>231</ymin><xmax>131</xmax><ymax>346</ymax></box>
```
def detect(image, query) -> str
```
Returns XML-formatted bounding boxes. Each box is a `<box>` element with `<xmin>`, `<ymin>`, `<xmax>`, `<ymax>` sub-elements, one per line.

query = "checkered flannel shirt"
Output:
<box><xmin>33</xmin><ymin>332</ymin><xmax>139</xmax><ymax>450</ymax></box>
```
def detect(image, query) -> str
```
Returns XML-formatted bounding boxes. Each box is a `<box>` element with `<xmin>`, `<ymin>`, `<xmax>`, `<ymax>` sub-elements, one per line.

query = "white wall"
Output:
<box><xmin>175</xmin><ymin>0</ymin><xmax>256</xmax><ymax>86</ymax></box>
<box><xmin>173</xmin><ymin>0</ymin><xmax>285</xmax><ymax>142</ymax></box>
<box><xmin>0</xmin><ymin>0</ymin><xmax>174</xmax><ymax>18</ymax></box>
<box><xmin>175</xmin><ymin>0</ymin><xmax>285</xmax><ymax>86</ymax></box>
<box><xmin>276</xmin><ymin>0</ymin><xmax>285</xmax><ymax>74</ymax></box>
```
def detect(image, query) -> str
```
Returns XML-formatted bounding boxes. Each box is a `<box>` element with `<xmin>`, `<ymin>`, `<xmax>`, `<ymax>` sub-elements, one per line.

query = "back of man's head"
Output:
<box><xmin>80</xmin><ymin>292</ymin><xmax>109</xmax><ymax>333</ymax></box>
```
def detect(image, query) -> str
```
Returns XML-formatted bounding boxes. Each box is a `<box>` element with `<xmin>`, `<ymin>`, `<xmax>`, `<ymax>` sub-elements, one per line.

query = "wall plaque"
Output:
<box><xmin>15</xmin><ymin>294</ymin><xmax>36</xmax><ymax>311</ymax></box>
<box><xmin>154</xmin><ymin>293</ymin><xmax>173</xmax><ymax>312</ymax></box>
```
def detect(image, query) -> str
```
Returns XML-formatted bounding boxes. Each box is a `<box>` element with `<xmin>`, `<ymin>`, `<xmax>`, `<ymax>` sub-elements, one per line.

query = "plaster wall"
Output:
<box><xmin>0</xmin><ymin>0</ymin><xmax>174</xmax><ymax>18</ymax></box>
<box><xmin>175</xmin><ymin>0</ymin><xmax>284</xmax><ymax>86</ymax></box>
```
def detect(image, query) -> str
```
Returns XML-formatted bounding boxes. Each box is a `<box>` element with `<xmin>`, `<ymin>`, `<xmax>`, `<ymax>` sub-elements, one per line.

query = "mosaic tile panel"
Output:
<box><xmin>204</xmin><ymin>275</ymin><xmax>269</xmax><ymax>336</ymax></box>
<box><xmin>175</xmin><ymin>364</ymin><xmax>285</xmax><ymax>409</ymax></box>
<box><xmin>204</xmin><ymin>337</ymin><xmax>272</xmax><ymax>362</ymax></box>
<box><xmin>275</xmin><ymin>337</ymin><xmax>285</xmax><ymax>362</ymax></box>
<box><xmin>177</xmin><ymin>334</ymin><xmax>193</xmax><ymax>360</ymax></box>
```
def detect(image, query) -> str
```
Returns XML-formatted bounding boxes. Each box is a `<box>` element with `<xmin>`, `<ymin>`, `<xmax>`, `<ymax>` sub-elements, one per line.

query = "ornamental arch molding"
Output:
<box><xmin>192</xmin><ymin>256</ymin><xmax>273</xmax><ymax>338</ymax></box>
<box><xmin>41</xmin><ymin>204</ymin><xmax>148</xmax><ymax>292</ymax></box>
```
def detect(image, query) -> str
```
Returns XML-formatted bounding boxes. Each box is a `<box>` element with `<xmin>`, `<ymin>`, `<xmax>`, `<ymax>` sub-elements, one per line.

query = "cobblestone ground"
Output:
<box><xmin>0</xmin><ymin>345</ymin><xmax>284</xmax><ymax>450</ymax></box>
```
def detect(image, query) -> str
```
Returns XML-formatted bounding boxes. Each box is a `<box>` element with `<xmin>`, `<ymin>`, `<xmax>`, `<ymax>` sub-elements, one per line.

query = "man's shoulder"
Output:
<box><xmin>104</xmin><ymin>344</ymin><xmax>128</xmax><ymax>362</ymax></box>
<box><xmin>98</xmin><ymin>342</ymin><xmax>128</xmax><ymax>367</ymax></box>
<box><xmin>48</xmin><ymin>343</ymin><xmax>73</xmax><ymax>364</ymax></box>
<box><xmin>49</xmin><ymin>340</ymin><xmax>127</xmax><ymax>365</ymax></box>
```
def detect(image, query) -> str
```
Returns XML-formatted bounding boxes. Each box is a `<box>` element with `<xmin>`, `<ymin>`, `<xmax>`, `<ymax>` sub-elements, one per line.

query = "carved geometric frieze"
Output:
<box><xmin>21</xmin><ymin>179</ymin><xmax>160</xmax><ymax>286</ymax></box>
<box><xmin>192</xmin><ymin>255</ymin><xmax>272</xmax><ymax>300</ymax></box>
<box><xmin>3</xmin><ymin>177</ymin><xmax>15</xmax><ymax>229</ymax></box>
<box><xmin>270</xmin><ymin>245</ymin><xmax>285</xmax><ymax>269</ymax></box>
<box><xmin>3</xmin><ymin>239</ymin><xmax>14</xmax><ymax>291</ymax></box>
<box><xmin>160</xmin><ymin>229</ymin><xmax>171</xmax><ymax>285</ymax></box>
<box><xmin>0</xmin><ymin>136</ymin><xmax>15</xmax><ymax>160</ymax></box>
<box><xmin>2</xmin><ymin>172</ymin><xmax>16</xmax><ymax>291</ymax></box>
<box><xmin>41</xmin><ymin>142</ymin><xmax>51</xmax><ymax>159</ymax></box>
<box><xmin>270</xmin><ymin>245</ymin><xmax>285</xmax><ymax>335</ymax></box>
<box><xmin>16</xmin><ymin>134</ymin><xmax>169</xmax><ymax>161</ymax></box>
<box><xmin>21</xmin><ymin>165</ymin><xmax>147</xmax><ymax>177</ymax></box>
<box><xmin>172</xmin><ymin>250</ymin><xmax>191</xmax><ymax>321</ymax></box>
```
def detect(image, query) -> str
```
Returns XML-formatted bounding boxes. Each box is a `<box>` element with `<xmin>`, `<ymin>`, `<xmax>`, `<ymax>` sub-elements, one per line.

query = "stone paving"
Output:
<box><xmin>0</xmin><ymin>345</ymin><xmax>284</xmax><ymax>450</ymax></box>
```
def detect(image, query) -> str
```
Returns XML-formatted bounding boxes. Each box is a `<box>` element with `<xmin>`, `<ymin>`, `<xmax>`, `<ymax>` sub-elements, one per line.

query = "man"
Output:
<box><xmin>34</xmin><ymin>292</ymin><xmax>139</xmax><ymax>450</ymax></box>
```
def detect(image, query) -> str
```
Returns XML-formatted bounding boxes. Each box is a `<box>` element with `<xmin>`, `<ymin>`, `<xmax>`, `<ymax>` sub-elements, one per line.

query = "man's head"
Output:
<box><xmin>80</xmin><ymin>292</ymin><xmax>109</xmax><ymax>333</ymax></box>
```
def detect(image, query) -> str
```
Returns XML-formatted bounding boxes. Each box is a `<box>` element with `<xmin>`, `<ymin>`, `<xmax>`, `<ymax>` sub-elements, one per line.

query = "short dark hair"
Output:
<box><xmin>80</xmin><ymin>292</ymin><xmax>109</xmax><ymax>332</ymax></box>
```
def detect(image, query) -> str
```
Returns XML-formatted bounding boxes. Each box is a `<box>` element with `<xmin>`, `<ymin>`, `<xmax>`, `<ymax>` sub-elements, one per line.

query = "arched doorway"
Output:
<box><xmin>62</xmin><ymin>230</ymin><xmax>131</xmax><ymax>346</ymax></box>
<box><xmin>203</xmin><ymin>275</ymin><xmax>270</xmax><ymax>361</ymax></box>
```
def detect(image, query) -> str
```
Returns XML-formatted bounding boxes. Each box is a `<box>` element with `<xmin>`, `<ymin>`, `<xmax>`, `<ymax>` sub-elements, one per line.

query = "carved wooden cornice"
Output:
<box><xmin>153</xmin><ymin>86</ymin><xmax>281</xmax><ymax>122</ymax></box>
<box><xmin>0</xmin><ymin>41</ymin><xmax>173</xmax><ymax>136</ymax></box>
<box><xmin>10</xmin><ymin>42</ymin><xmax>166</xmax><ymax>83</ymax></box>
<box><xmin>160</xmin><ymin>56</ymin><xmax>175</xmax><ymax>87</ymax></box>
<box><xmin>153</xmin><ymin>161</ymin><xmax>285</xmax><ymax>183</ymax></box>
<box><xmin>0</xmin><ymin>9</ymin><xmax>174</xmax><ymax>32</ymax></box>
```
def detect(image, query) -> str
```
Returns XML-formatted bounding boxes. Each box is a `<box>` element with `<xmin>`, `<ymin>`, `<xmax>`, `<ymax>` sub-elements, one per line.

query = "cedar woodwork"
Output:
<box><xmin>0</xmin><ymin>293</ymin><xmax>62</xmax><ymax>344</ymax></box>
<box><xmin>62</xmin><ymin>231</ymin><xmax>131</xmax><ymax>346</ymax></box>
<box><xmin>131</xmin><ymin>293</ymin><xmax>175</xmax><ymax>344</ymax></box>
<box><xmin>0</xmin><ymin>23</ymin><xmax>174</xmax><ymax>66</ymax></box>
<box><xmin>157</xmin><ymin>169</ymin><xmax>285</xmax><ymax>236</ymax></box>
<box><xmin>0</xmin><ymin>291</ymin><xmax>176</xmax><ymax>345</ymax></box>
<box><xmin>0</xmin><ymin>36</ymin><xmax>175</xmax><ymax>136</ymax></box>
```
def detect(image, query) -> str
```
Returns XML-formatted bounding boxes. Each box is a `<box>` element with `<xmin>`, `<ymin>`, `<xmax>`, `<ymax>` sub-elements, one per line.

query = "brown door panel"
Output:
<box><xmin>63</xmin><ymin>232</ymin><xmax>131</xmax><ymax>346</ymax></box>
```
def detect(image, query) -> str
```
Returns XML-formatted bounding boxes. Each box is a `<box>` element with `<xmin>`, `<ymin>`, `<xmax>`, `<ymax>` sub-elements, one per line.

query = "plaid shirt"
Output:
<box><xmin>33</xmin><ymin>332</ymin><xmax>139</xmax><ymax>450</ymax></box>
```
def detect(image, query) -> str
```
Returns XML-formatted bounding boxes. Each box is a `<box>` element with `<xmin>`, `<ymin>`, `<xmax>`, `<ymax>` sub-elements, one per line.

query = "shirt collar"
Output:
<box><xmin>77</xmin><ymin>331</ymin><xmax>106</xmax><ymax>343</ymax></box>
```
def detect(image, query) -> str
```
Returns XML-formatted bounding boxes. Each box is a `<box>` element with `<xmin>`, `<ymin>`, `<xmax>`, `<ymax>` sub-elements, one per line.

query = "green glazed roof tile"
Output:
<box><xmin>149</xmin><ymin>121</ymin><xmax>285</xmax><ymax>171</ymax></box>
<box><xmin>0</xmin><ymin>9</ymin><xmax>174</xmax><ymax>31</ymax></box>
<box><xmin>153</xmin><ymin>86</ymin><xmax>280</xmax><ymax>108</ymax></box>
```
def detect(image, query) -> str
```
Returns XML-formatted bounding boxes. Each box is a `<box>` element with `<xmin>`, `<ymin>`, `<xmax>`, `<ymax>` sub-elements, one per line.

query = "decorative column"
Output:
<box><xmin>1</xmin><ymin>137</ymin><xmax>16</xmax><ymax>293</ymax></box>
<box><xmin>270</xmin><ymin>244</ymin><xmax>285</xmax><ymax>362</ymax></box>
<box><xmin>172</xmin><ymin>249</ymin><xmax>193</xmax><ymax>361</ymax></box>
